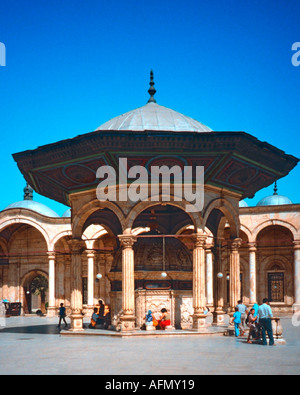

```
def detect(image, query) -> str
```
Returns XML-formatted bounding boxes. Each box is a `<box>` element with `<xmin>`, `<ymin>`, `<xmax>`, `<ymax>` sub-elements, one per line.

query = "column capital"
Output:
<box><xmin>229</xmin><ymin>238</ymin><xmax>243</xmax><ymax>252</ymax></box>
<box><xmin>248</xmin><ymin>242</ymin><xmax>257</xmax><ymax>252</ymax></box>
<box><xmin>193</xmin><ymin>233</ymin><xmax>207</xmax><ymax>249</ymax></box>
<box><xmin>118</xmin><ymin>235</ymin><xmax>137</xmax><ymax>249</ymax></box>
<box><xmin>47</xmin><ymin>251</ymin><xmax>56</xmax><ymax>260</ymax></box>
<box><xmin>67</xmin><ymin>239</ymin><xmax>86</xmax><ymax>254</ymax></box>
<box><xmin>86</xmin><ymin>249</ymin><xmax>96</xmax><ymax>258</ymax></box>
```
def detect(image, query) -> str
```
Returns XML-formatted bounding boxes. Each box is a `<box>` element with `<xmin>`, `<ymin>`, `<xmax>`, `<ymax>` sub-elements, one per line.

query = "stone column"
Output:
<box><xmin>229</xmin><ymin>238</ymin><xmax>242</xmax><ymax>318</ymax></box>
<box><xmin>192</xmin><ymin>234</ymin><xmax>207</xmax><ymax>331</ymax></box>
<box><xmin>86</xmin><ymin>250</ymin><xmax>95</xmax><ymax>308</ymax></box>
<box><xmin>118</xmin><ymin>235</ymin><xmax>137</xmax><ymax>331</ymax></box>
<box><xmin>68</xmin><ymin>239</ymin><xmax>86</xmax><ymax>331</ymax></box>
<box><xmin>293</xmin><ymin>240</ymin><xmax>300</xmax><ymax>312</ymax></box>
<box><xmin>248</xmin><ymin>242</ymin><xmax>257</xmax><ymax>305</ymax></box>
<box><xmin>212</xmin><ymin>243</ymin><xmax>226</xmax><ymax>327</ymax></box>
<box><xmin>47</xmin><ymin>252</ymin><xmax>56</xmax><ymax>317</ymax></box>
<box><xmin>206</xmin><ymin>244</ymin><xmax>214</xmax><ymax>306</ymax></box>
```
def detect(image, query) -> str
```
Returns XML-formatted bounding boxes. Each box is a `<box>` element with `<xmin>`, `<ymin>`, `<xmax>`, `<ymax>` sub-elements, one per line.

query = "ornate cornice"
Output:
<box><xmin>12</xmin><ymin>130</ymin><xmax>299</xmax><ymax>207</ymax></box>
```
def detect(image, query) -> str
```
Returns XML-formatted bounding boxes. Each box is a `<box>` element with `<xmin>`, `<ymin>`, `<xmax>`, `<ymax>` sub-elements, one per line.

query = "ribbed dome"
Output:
<box><xmin>4</xmin><ymin>200</ymin><xmax>60</xmax><ymax>218</ymax></box>
<box><xmin>239</xmin><ymin>200</ymin><xmax>249</xmax><ymax>207</ymax></box>
<box><xmin>96</xmin><ymin>102</ymin><xmax>213</xmax><ymax>133</ymax></box>
<box><xmin>257</xmin><ymin>195</ymin><xmax>292</xmax><ymax>207</ymax></box>
<box><xmin>62</xmin><ymin>208</ymin><xmax>71</xmax><ymax>218</ymax></box>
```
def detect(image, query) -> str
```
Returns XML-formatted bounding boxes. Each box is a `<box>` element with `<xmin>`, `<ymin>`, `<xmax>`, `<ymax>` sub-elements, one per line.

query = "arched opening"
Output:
<box><xmin>111</xmin><ymin>204</ymin><xmax>195</xmax><ymax>329</ymax></box>
<box><xmin>54</xmin><ymin>235</ymin><xmax>72</xmax><ymax>311</ymax></box>
<box><xmin>256</xmin><ymin>225</ymin><xmax>294</xmax><ymax>307</ymax></box>
<box><xmin>22</xmin><ymin>271</ymin><xmax>48</xmax><ymax>314</ymax></box>
<box><xmin>0</xmin><ymin>223</ymin><xmax>49</xmax><ymax>314</ymax></box>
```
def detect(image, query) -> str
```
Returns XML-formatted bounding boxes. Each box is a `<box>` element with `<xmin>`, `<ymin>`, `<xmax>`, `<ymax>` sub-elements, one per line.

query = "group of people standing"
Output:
<box><xmin>233</xmin><ymin>298</ymin><xmax>275</xmax><ymax>346</ymax></box>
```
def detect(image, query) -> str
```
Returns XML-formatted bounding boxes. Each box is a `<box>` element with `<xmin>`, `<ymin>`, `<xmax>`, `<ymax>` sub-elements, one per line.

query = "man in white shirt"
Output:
<box><xmin>258</xmin><ymin>298</ymin><xmax>275</xmax><ymax>346</ymax></box>
<box><xmin>236</xmin><ymin>300</ymin><xmax>248</xmax><ymax>336</ymax></box>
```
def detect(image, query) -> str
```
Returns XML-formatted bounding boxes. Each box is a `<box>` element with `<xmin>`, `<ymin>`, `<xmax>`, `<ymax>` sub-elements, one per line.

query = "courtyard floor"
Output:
<box><xmin>0</xmin><ymin>315</ymin><xmax>299</xmax><ymax>375</ymax></box>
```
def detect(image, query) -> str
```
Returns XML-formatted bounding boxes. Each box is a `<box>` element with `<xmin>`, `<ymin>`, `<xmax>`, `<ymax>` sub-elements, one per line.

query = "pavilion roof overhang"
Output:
<box><xmin>12</xmin><ymin>130</ymin><xmax>299</xmax><ymax>207</ymax></box>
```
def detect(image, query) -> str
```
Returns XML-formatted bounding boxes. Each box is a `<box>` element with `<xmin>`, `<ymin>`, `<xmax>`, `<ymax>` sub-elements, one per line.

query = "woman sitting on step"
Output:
<box><xmin>158</xmin><ymin>308</ymin><xmax>171</xmax><ymax>330</ymax></box>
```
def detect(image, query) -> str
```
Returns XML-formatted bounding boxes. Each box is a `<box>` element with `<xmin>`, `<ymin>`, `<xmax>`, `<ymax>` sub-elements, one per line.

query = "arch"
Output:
<box><xmin>261</xmin><ymin>255</ymin><xmax>292</xmax><ymax>272</ymax></box>
<box><xmin>125</xmin><ymin>198</ymin><xmax>204</xmax><ymax>233</ymax></box>
<box><xmin>254</xmin><ymin>220</ymin><xmax>297</xmax><ymax>242</ymax></box>
<box><xmin>82</xmin><ymin>225</ymin><xmax>109</xmax><ymax>249</ymax></box>
<box><xmin>203</xmin><ymin>198</ymin><xmax>240</xmax><ymax>238</ymax></box>
<box><xmin>239</xmin><ymin>223</ymin><xmax>253</xmax><ymax>243</ymax></box>
<box><xmin>72</xmin><ymin>200</ymin><xmax>126</xmax><ymax>238</ymax></box>
<box><xmin>0</xmin><ymin>236</ymin><xmax>8</xmax><ymax>256</ymax></box>
<box><xmin>20</xmin><ymin>269</ymin><xmax>49</xmax><ymax>287</ymax></box>
<box><xmin>0</xmin><ymin>218</ymin><xmax>51</xmax><ymax>251</ymax></box>
<box><xmin>132</xmin><ymin>227</ymin><xmax>151</xmax><ymax>236</ymax></box>
<box><xmin>51</xmin><ymin>230</ymin><xmax>72</xmax><ymax>251</ymax></box>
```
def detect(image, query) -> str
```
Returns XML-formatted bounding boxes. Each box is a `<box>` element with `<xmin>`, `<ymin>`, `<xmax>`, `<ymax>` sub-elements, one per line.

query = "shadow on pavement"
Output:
<box><xmin>0</xmin><ymin>324</ymin><xmax>61</xmax><ymax>335</ymax></box>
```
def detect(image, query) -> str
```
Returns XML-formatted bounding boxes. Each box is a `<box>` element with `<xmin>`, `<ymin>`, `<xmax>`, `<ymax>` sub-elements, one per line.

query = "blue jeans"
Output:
<box><xmin>260</xmin><ymin>318</ymin><xmax>274</xmax><ymax>345</ymax></box>
<box><xmin>234</xmin><ymin>323</ymin><xmax>240</xmax><ymax>337</ymax></box>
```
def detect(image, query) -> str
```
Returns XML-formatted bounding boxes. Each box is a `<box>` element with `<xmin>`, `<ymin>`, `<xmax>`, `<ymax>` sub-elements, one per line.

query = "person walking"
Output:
<box><xmin>258</xmin><ymin>298</ymin><xmax>275</xmax><ymax>346</ymax></box>
<box><xmin>236</xmin><ymin>300</ymin><xmax>248</xmax><ymax>336</ymax></box>
<box><xmin>232</xmin><ymin>307</ymin><xmax>242</xmax><ymax>338</ymax></box>
<box><xmin>58</xmin><ymin>303</ymin><xmax>68</xmax><ymax>330</ymax></box>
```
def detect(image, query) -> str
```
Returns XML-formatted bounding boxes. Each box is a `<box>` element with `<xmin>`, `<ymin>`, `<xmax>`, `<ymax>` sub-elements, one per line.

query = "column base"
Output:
<box><xmin>212</xmin><ymin>310</ymin><xmax>227</xmax><ymax>327</ymax></box>
<box><xmin>47</xmin><ymin>306</ymin><xmax>57</xmax><ymax>318</ymax></box>
<box><xmin>69</xmin><ymin>313</ymin><xmax>84</xmax><ymax>332</ymax></box>
<box><xmin>191</xmin><ymin>314</ymin><xmax>208</xmax><ymax>332</ymax></box>
<box><xmin>120</xmin><ymin>315</ymin><xmax>136</xmax><ymax>332</ymax></box>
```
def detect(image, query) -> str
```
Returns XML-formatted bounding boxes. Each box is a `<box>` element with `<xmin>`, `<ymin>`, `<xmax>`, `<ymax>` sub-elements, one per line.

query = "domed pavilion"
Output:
<box><xmin>11</xmin><ymin>72</ymin><xmax>299</xmax><ymax>331</ymax></box>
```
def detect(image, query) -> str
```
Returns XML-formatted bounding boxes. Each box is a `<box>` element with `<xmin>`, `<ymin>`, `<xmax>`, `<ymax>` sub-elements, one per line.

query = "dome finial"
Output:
<box><xmin>23</xmin><ymin>183</ymin><xmax>33</xmax><ymax>201</ymax></box>
<box><xmin>147</xmin><ymin>70</ymin><xmax>157</xmax><ymax>103</ymax></box>
<box><xmin>273</xmin><ymin>181</ymin><xmax>278</xmax><ymax>196</ymax></box>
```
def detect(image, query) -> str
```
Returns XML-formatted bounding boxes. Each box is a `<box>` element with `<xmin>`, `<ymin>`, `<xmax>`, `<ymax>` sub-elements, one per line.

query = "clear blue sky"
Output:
<box><xmin>0</xmin><ymin>0</ymin><xmax>299</xmax><ymax>215</ymax></box>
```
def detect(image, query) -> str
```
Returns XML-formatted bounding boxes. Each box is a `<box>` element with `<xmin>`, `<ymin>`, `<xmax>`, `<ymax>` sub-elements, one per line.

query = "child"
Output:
<box><xmin>58</xmin><ymin>303</ymin><xmax>68</xmax><ymax>329</ymax></box>
<box><xmin>247</xmin><ymin>308</ymin><xmax>259</xmax><ymax>344</ymax></box>
<box><xmin>232</xmin><ymin>307</ymin><xmax>242</xmax><ymax>337</ymax></box>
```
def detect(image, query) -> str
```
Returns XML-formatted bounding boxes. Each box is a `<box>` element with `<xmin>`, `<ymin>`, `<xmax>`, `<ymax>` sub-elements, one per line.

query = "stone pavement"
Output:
<box><xmin>0</xmin><ymin>315</ymin><xmax>299</xmax><ymax>375</ymax></box>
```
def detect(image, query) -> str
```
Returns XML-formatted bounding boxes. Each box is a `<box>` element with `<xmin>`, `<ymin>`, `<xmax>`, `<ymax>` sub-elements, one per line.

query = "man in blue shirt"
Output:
<box><xmin>233</xmin><ymin>307</ymin><xmax>242</xmax><ymax>337</ymax></box>
<box><xmin>258</xmin><ymin>298</ymin><xmax>275</xmax><ymax>346</ymax></box>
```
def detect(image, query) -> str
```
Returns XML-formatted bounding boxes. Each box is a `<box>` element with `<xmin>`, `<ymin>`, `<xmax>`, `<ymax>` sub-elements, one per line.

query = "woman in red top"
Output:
<box><xmin>158</xmin><ymin>308</ymin><xmax>171</xmax><ymax>329</ymax></box>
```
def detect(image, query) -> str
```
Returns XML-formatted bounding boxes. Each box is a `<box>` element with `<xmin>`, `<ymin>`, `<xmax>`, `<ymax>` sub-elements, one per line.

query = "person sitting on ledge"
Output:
<box><xmin>97</xmin><ymin>300</ymin><xmax>105</xmax><ymax>323</ymax></box>
<box><xmin>89</xmin><ymin>308</ymin><xmax>99</xmax><ymax>329</ymax></box>
<box><xmin>158</xmin><ymin>308</ymin><xmax>171</xmax><ymax>330</ymax></box>
<box><xmin>104</xmin><ymin>305</ymin><xmax>111</xmax><ymax>329</ymax></box>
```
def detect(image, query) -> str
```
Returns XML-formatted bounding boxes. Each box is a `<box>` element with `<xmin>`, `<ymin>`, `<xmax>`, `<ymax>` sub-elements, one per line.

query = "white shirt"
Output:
<box><xmin>237</xmin><ymin>304</ymin><xmax>247</xmax><ymax>314</ymax></box>
<box><xmin>258</xmin><ymin>303</ymin><xmax>273</xmax><ymax>320</ymax></box>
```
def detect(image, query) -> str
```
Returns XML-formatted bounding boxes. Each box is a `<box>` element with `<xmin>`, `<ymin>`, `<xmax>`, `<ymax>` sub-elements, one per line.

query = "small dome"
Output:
<box><xmin>96</xmin><ymin>102</ymin><xmax>213</xmax><ymax>133</ymax></box>
<box><xmin>239</xmin><ymin>200</ymin><xmax>249</xmax><ymax>207</ymax></box>
<box><xmin>4</xmin><ymin>200</ymin><xmax>60</xmax><ymax>218</ymax></box>
<box><xmin>62</xmin><ymin>209</ymin><xmax>71</xmax><ymax>218</ymax></box>
<box><xmin>257</xmin><ymin>195</ymin><xmax>292</xmax><ymax>207</ymax></box>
